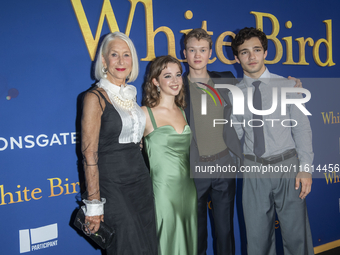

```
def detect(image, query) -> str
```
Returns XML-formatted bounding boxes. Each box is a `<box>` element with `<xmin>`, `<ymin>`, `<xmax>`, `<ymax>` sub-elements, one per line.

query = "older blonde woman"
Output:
<box><xmin>81</xmin><ymin>32</ymin><xmax>157</xmax><ymax>254</ymax></box>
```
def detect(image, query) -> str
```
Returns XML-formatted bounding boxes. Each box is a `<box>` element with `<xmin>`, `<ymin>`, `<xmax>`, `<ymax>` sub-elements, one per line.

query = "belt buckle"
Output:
<box><xmin>200</xmin><ymin>153</ymin><xmax>216</xmax><ymax>162</ymax></box>
<box><xmin>203</xmin><ymin>156</ymin><xmax>210</xmax><ymax>162</ymax></box>
<box><xmin>209</xmin><ymin>154</ymin><xmax>217</xmax><ymax>162</ymax></box>
<box><xmin>259</xmin><ymin>157</ymin><xmax>269</xmax><ymax>165</ymax></box>
<box><xmin>200</xmin><ymin>148</ymin><xmax>227</xmax><ymax>162</ymax></box>
<box><xmin>200</xmin><ymin>155</ymin><xmax>211</xmax><ymax>162</ymax></box>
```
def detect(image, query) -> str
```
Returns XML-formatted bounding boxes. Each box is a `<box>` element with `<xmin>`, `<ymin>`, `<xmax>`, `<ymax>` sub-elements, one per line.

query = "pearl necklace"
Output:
<box><xmin>113</xmin><ymin>95</ymin><xmax>134</xmax><ymax>110</ymax></box>
<box><xmin>97</xmin><ymin>79</ymin><xmax>136</xmax><ymax>111</ymax></box>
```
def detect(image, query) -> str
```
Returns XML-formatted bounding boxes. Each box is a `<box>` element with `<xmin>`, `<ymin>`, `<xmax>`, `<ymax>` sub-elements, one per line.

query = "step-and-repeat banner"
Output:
<box><xmin>1</xmin><ymin>0</ymin><xmax>339</xmax><ymax>254</ymax></box>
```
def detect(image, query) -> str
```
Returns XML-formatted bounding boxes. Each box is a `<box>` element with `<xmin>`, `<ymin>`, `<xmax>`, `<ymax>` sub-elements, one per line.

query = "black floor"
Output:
<box><xmin>318</xmin><ymin>246</ymin><xmax>340</xmax><ymax>255</ymax></box>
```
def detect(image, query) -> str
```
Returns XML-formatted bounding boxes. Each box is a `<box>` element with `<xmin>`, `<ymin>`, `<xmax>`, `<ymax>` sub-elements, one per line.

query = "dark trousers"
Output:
<box><xmin>194</xmin><ymin>153</ymin><xmax>236</xmax><ymax>255</ymax></box>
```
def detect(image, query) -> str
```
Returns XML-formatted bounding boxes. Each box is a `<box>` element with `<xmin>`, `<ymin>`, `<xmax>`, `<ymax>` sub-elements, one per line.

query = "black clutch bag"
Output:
<box><xmin>74</xmin><ymin>206</ymin><xmax>115</xmax><ymax>249</ymax></box>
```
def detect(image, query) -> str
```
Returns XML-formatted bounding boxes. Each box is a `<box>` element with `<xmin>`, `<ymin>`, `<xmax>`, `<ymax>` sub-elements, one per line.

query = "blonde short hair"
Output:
<box><xmin>94</xmin><ymin>32</ymin><xmax>139</xmax><ymax>82</ymax></box>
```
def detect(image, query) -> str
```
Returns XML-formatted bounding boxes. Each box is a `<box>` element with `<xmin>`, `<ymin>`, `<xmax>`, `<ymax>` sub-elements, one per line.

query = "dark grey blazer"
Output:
<box><xmin>183</xmin><ymin>70</ymin><xmax>242</xmax><ymax>169</ymax></box>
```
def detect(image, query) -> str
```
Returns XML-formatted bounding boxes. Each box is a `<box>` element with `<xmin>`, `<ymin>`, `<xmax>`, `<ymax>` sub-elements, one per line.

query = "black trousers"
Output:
<box><xmin>193</xmin><ymin>153</ymin><xmax>236</xmax><ymax>255</ymax></box>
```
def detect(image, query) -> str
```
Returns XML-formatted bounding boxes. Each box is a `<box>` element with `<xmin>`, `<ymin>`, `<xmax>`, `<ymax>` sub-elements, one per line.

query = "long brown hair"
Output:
<box><xmin>143</xmin><ymin>55</ymin><xmax>186</xmax><ymax>108</ymax></box>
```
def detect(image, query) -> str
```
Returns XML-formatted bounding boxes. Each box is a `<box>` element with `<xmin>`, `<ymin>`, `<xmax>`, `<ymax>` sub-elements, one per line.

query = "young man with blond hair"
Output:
<box><xmin>183</xmin><ymin>28</ymin><xmax>242</xmax><ymax>255</ymax></box>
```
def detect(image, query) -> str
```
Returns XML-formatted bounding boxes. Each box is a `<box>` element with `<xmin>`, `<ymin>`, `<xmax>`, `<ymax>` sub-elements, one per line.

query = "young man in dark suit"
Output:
<box><xmin>182</xmin><ymin>28</ymin><xmax>302</xmax><ymax>255</ymax></box>
<box><xmin>183</xmin><ymin>28</ymin><xmax>242</xmax><ymax>255</ymax></box>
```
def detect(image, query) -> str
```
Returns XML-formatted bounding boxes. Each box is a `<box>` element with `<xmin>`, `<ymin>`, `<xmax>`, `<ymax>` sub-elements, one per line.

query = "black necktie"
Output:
<box><xmin>252</xmin><ymin>81</ymin><xmax>265</xmax><ymax>157</ymax></box>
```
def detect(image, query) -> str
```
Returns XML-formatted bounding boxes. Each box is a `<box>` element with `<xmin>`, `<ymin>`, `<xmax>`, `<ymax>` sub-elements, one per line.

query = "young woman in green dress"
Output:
<box><xmin>142</xmin><ymin>55</ymin><xmax>197</xmax><ymax>255</ymax></box>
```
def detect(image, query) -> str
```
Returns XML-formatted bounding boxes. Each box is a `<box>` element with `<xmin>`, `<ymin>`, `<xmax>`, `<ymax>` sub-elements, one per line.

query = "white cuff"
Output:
<box><xmin>82</xmin><ymin>198</ymin><xmax>106</xmax><ymax>216</ymax></box>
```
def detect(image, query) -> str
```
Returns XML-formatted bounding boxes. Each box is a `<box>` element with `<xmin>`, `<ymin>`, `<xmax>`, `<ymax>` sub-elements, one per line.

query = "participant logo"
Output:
<box><xmin>19</xmin><ymin>223</ymin><xmax>58</xmax><ymax>253</ymax></box>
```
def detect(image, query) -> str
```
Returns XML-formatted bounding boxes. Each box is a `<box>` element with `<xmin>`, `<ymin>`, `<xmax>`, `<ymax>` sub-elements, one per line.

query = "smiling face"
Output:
<box><xmin>152</xmin><ymin>62</ymin><xmax>183</xmax><ymax>97</ymax></box>
<box><xmin>235</xmin><ymin>37</ymin><xmax>267</xmax><ymax>79</ymax></box>
<box><xmin>102</xmin><ymin>38</ymin><xmax>132</xmax><ymax>85</ymax></box>
<box><xmin>183</xmin><ymin>37</ymin><xmax>212</xmax><ymax>73</ymax></box>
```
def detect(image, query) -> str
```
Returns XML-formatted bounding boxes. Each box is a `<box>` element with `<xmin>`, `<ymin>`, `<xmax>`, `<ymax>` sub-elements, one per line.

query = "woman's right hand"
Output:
<box><xmin>84</xmin><ymin>214</ymin><xmax>104</xmax><ymax>234</ymax></box>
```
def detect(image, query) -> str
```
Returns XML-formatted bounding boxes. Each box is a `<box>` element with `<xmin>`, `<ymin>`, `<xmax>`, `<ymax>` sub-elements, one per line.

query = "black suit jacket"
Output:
<box><xmin>183</xmin><ymin>70</ymin><xmax>242</xmax><ymax>169</ymax></box>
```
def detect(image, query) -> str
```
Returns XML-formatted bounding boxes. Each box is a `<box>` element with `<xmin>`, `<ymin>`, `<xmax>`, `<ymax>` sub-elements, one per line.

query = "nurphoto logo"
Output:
<box><xmin>198</xmin><ymin>82</ymin><xmax>223</xmax><ymax>115</ymax></box>
<box><xmin>199</xmin><ymin>82</ymin><xmax>312</xmax><ymax>128</ymax></box>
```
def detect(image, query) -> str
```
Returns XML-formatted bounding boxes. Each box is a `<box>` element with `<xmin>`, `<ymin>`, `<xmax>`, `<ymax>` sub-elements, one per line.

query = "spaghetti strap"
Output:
<box><xmin>180</xmin><ymin>108</ymin><xmax>188</xmax><ymax>124</ymax></box>
<box><xmin>147</xmin><ymin>107</ymin><xmax>158</xmax><ymax>130</ymax></box>
<box><xmin>94</xmin><ymin>88</ymin><xmax>107</xmax><ymax>101</ymax></box>
<box><xmin>87</xmin><ymin>88</ymin><xmax>108</xmax><ymax>111</ymax></box>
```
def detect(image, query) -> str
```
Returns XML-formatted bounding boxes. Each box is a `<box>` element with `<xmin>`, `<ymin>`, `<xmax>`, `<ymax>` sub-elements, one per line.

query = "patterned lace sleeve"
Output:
<box><xmin>81</xmin><ymin>90</ymin><xmax>104</xmax><ymax>201</ymax></box>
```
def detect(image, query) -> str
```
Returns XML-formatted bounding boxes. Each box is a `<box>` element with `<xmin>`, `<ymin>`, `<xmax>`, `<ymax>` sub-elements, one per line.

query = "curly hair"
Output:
<box><xmin>143</xmin><ymin>55</ymin><xmax>186</xmax><ymax>109</ymax></box>
<box><xmin>231</xmin><ymin>27</ymin><xmax>268</xmax><ymax>56</ymax></box>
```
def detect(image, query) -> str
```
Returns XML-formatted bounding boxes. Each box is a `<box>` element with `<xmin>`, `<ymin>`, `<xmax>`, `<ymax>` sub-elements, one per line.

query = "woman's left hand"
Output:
<box><xmin>85</xmin><ymin>214</ymin><xmax>104</xmax><ymax>234</ymax></box>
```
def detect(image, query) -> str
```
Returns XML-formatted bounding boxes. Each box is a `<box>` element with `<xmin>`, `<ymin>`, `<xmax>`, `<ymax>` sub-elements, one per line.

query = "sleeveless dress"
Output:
<box><xmin>143</xmin><ymin>107</ymin><xmax>197</xmax><ymax>255</ymax></box>
<box><xmin>92</xmin><ymin>89</ymin><xmax>157</xmax><ymax>255</ymax></box>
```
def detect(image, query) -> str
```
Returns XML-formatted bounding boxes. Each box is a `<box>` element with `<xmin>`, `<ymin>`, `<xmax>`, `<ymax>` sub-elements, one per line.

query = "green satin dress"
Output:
<box><xmin>144</xmin><ymin>107</ymin><xmax>197</xmax><ymax>255</ymax></box>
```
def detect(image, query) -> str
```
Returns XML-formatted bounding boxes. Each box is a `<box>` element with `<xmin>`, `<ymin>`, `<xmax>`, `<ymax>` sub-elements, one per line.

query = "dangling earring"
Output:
<box><xmin>157</xmin><ymin>86</ymin><xmax>160</xmax><ymax>93</ymax></box>
<box><xmin>102</xmin><ymin>67</ymin><xmax>107</xmax><ymax>78</ymax></box>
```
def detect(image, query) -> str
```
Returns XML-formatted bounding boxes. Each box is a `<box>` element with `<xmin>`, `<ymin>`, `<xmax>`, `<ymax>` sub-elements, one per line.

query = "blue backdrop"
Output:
<box><xmin>1</xmin><ymin>0</ymin><xmax>339</xmax><ymax>254</ymax></box>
